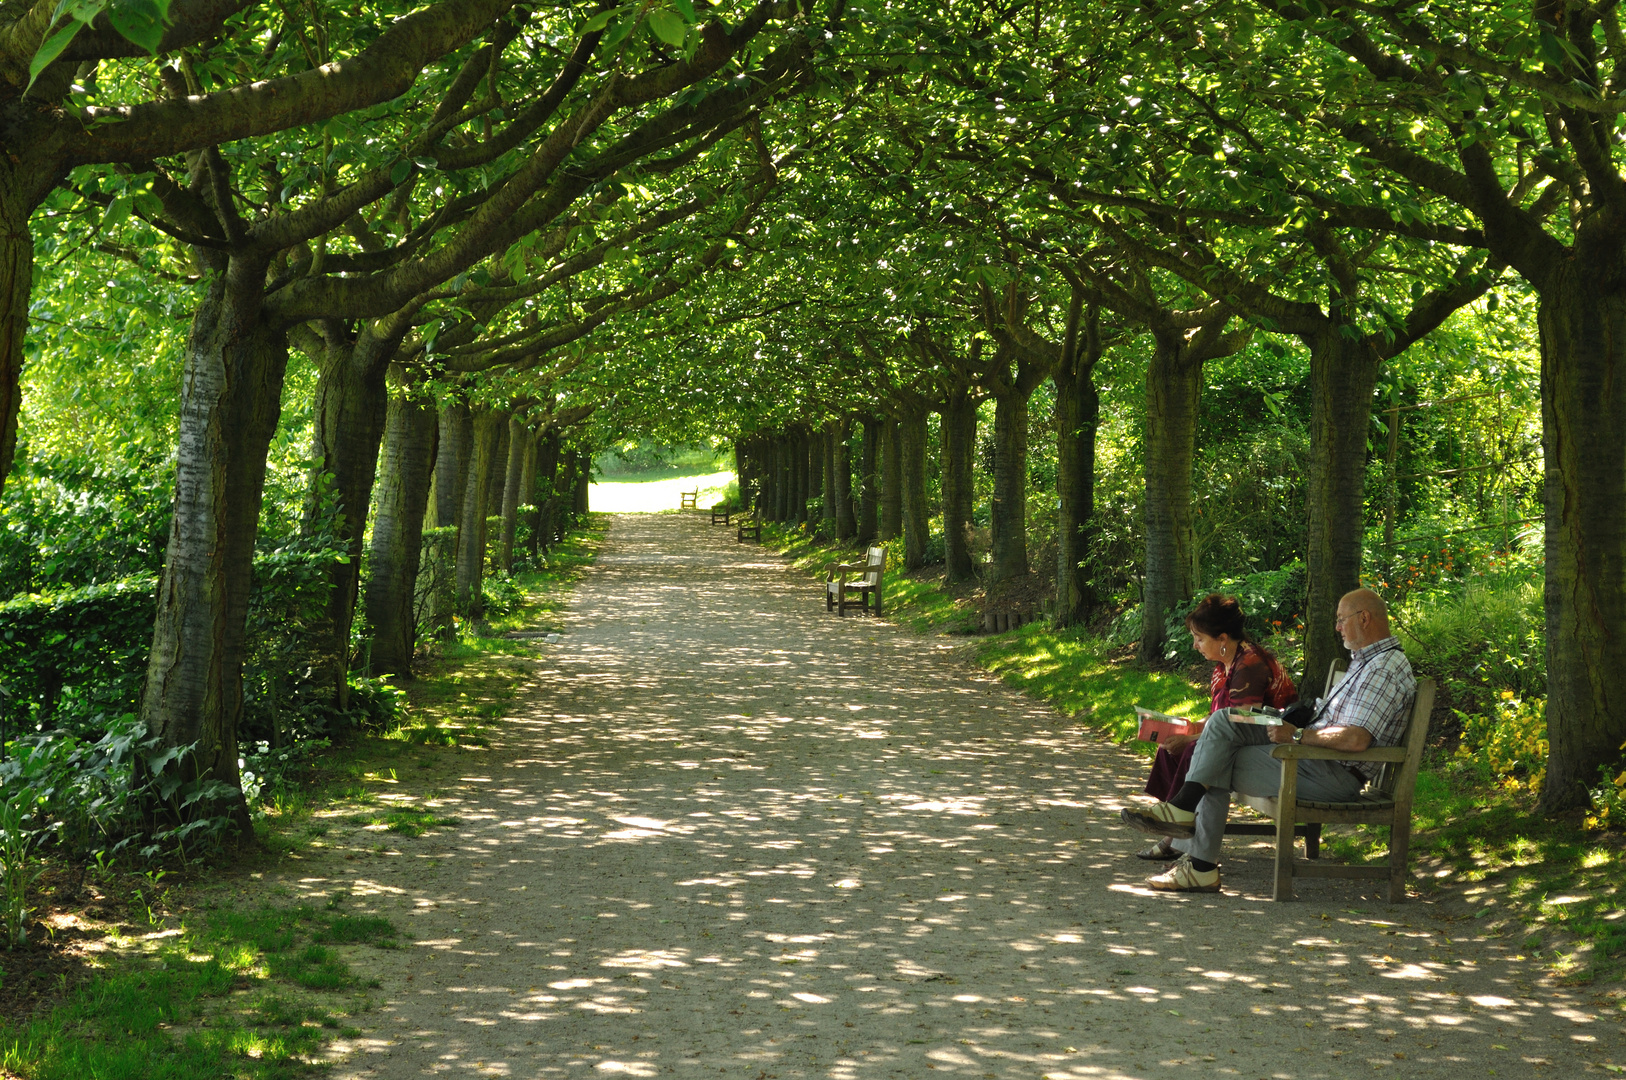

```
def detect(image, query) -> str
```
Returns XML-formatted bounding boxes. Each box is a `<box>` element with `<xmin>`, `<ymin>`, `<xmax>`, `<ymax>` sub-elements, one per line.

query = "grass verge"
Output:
<box><xmin>0</xmin><ymin>898</ymin><xmax>393</xmax><ymax>1079</ymax></box>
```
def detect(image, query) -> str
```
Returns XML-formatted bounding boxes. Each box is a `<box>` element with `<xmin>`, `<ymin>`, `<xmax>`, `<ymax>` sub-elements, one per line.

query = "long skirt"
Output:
<box><xmin>1143</xmin><ymin>741</ymin><xmax>1196</xmax><ymax>801</ymax></box>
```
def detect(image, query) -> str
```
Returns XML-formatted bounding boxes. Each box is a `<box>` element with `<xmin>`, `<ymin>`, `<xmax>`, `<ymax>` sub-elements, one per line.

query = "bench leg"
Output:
<box><xmin>1273</xmin><ymin>761</ymin><xmax>1300</xmax><ymax>901</ymax></box>
<box><xmin>1305</xmin><ymin>822</ymin><xmax>1321</xmax><ymax>860</ymax></box>
<box><xmin>1387</xmin><ymin>818</ymin><xmax>1412</xmax><ymax>904</ymax></box>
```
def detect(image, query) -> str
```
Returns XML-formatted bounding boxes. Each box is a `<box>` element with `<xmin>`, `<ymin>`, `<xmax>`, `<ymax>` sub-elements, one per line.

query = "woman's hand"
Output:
<box><xmin>1161</xmin><ymin>733</ymin><xmax>1198</xmax><ymax>754</ymax></box>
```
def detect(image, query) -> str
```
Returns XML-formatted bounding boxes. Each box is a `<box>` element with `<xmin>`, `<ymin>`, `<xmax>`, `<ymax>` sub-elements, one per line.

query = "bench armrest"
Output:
<box><xmin>1271</xmin><ymin>744</ymin><xmax>1410</xmax><ymax>763</ymax></box>
<box><xmin>825</xmin><ymin>562</ymin><xmax>860</xmax><ymax>580</ymax></box>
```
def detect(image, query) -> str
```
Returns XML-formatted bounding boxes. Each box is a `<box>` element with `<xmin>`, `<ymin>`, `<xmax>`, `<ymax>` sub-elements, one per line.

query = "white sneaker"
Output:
<box><xmin>1147</xmin><ymin>854</ymin><xmax>1220</xmax><ymax>893</ymax></box>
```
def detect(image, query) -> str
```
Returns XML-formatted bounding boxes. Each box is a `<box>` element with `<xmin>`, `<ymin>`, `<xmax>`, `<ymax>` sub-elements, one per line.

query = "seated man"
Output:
<box><xmin>1121</xmin><ymin>588</ymin><xmax>1416</xmax><ymax>893</ymax></box>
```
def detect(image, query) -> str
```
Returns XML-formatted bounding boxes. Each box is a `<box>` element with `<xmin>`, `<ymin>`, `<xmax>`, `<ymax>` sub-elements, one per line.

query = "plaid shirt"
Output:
<box><xmin>1310</xmin><ymin>636</ymin><xmax>1416</xmax><ymax>781</ymax></box>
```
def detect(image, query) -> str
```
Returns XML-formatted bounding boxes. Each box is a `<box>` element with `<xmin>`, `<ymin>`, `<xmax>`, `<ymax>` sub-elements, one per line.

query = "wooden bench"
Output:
<box><xmin>736</xmin><ymin>514</ymin><xmax>763</xmax><ymax>542</ymax></box>
<box><xmin>679</xmin><ymin>488</ymin><xmax>699</xmax><ymax>510</ymax></box>
<box><xmin>710</xmin><ymin>503</ymin><xmax>733</xmax><ymax>525</ymax></box>
<box><xmin>1236</xmin><ymin>667</ymin><xmax>1436</xmax><ymax>902</ymax></box>
<box><xmin>1223</xmin><ymin>661</ymin><xmax>1349</xmax><ymax>856</ymax></box>
<box><xmin>825</xmin><ymin>545</ymin><xmax>885</xmax><ymax>616</ymax></box>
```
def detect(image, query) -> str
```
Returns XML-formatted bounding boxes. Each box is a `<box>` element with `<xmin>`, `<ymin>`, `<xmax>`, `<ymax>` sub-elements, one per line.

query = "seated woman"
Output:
<box><xmin>1136</xmin><ymin>593</ymin><xmax>1296</xmax><ymax>860</ymax></box>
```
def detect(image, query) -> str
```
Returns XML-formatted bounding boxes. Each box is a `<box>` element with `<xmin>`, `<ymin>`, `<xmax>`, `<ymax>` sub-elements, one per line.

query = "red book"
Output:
<box><xmin>1134</xmin><ymin>706</ymin><xmax>1203</xmax><ymax>742</ymax></box>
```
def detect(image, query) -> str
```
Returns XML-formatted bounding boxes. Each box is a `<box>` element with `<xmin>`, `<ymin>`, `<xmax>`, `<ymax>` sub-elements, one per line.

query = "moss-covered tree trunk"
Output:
<box><xmin>821</xmin><ymin>425</ymin><xmax>837</xmax><ymax>530</ymax></box>
<box><xmin>433</xmin><ymin>402</ymin><xmax>472</xmax><ymax>530</ymax></box>
<box><xmin>0</xmin><ymin>174</ymin><xmax>37</xmax><ymax>501</ymax></box>
<box><xmin>899</xmin><ymin>409</ymin><xmax>930</xmax><ymax>570</ymax></box>
<box><xmin>881</xmin><ymin>418</ymin><xmax>903</xmax><ymax>540</ymax></box>
<box><xmin>1054</xmin><ymin>304</ymin><xmax>1101</xmax><ymax>628</ymax></box>
<box><xmin>1536</xmin><ymin>270</ymin><xmax>1626</xmax><ymax>810</ymax></box>
<box><xmin>859</xmin><ymin>418</ymin><xmax>881</xmax><ymax>543</ymax></box>
<box><xmin>365</xmin><ymin>365</ymin><xmax>438</xmax><ymax>677</ymax></box>
<box><xmin>485</xmin><ymin>417</ymin><xmax>510</xmax><ymax>522</ymax></box>
<box><xmin>527</xmin><ymin>431</ymin><xmax>561</xmax><ymax>561</ymax></box>
<box><xmin>498</xmin><ymin>416</ymin><xmax>531</xmax><ymax>573</ymax></box>
<box><xmin>796</xmin><ymin>429</ymin><xmax>812</xmax><ymax>524</ymax></box>
<box><xmin>572</xmin><ymin>452</ymin><xmax>590</xmax><ymax>514</ymax></box>
<box><xmin>455</xmin><ymin>409</ymin><xmax>501</xmax><ymax>619</ymax></box>
<box><xmin>988</xmin><ymin>390</ymin><xmax>1031</xmax><ymax>583</ymax></box>
<box><xmin>1301</xmin><ymin>328</ymin><xmax>1382</xmax><ymax>691</ymax></box>
<box><xmin>834</xmin><ymin>418</ymin><xmax>857</xmax><ymax>539</ymax></box>
<box><xmin>142</xmin><ymin>258</ymin><xmax>283</xmax><ymax>837</ymax></box>
<box><xmin>940</xmin><ymin>390</ymin><xmax>978</xmax><ymax>583</ymax></box>
<box><xmin>1140</xmin><ymin>330</ymin><xmax>1203</xmax><ymax>662</ymax></box>
<box><xmin>304</xmin><ymin>330</ymin><xmax>398</xmax><ymax>710</ymax></box>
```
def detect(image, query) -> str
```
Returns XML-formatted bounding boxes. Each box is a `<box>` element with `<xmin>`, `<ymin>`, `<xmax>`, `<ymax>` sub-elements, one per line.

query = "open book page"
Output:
<box><xmin>1227</xmin><ymin>706</ymin><xmax>1285</xmax><ymax>726</ymax></box>
<box><xmin>1134</xmin><ymin>706</ymin><xmax>1203</xmax><ymax>742</ymax></box>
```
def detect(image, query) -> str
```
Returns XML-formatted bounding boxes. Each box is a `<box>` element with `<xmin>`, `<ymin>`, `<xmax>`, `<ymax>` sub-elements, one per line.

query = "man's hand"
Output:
<box><xmin>1267</xmin><ymin>724</ymin><xmax>1296</xmax><ymax>744</ymax></box>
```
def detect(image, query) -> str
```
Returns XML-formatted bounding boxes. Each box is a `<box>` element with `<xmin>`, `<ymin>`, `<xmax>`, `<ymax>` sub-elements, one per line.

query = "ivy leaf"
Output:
<box><xmin>648</xmin><ymin>9</ymin><xmax>688</xmax><ymax>48</ymax></box>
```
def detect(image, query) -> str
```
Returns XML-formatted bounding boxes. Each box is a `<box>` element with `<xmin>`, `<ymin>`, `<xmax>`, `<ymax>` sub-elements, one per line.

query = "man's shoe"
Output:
<box><xmin>1120</xmin><ymin>802</ymin><xmax>1196</xmax><ymax>837</ymax></box>
<box><xmin>1147</xmin><ymin>854</ymin><xmax>1221</xmax><ymax>893</ymax></box>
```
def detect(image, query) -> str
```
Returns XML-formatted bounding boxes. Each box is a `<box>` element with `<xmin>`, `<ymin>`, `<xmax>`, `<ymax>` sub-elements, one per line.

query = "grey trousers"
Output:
<box><xmin>1180</xmin><ymin>707</ymin><xmax>1364</xmax><ymax>864</ymax></box>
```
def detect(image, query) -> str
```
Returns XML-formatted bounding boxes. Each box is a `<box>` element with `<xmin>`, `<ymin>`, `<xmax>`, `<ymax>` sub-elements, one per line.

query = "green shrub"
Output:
<box><xmin>1393</xmin><ymin>572</ymin><xmax>1544</xmax><ymax>719</ymax></box>
<box><xmin>1457</xmin><ymin>692</ymin><xmax>1547</xmax><ymax>791</ymax></box>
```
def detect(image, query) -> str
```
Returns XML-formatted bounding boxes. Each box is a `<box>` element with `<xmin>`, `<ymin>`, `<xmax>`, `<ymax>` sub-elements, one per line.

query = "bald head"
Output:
<box><xmin>1337</xmin><ymin>588</ymin><xmax>1392</xmax><ymax>650</ymax></box>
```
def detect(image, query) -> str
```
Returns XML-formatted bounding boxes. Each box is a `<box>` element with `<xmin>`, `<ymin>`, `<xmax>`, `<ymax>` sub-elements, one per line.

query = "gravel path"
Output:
<box><xmin>301</xmin><ymin>513</ymin><xmax>1620</xmax><ymax>1078</ymax></box>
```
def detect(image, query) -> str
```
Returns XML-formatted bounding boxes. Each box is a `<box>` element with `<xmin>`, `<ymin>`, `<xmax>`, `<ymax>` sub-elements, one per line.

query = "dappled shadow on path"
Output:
<box><xmin>298</xmin><ymin>514</ymin><xmax>1620</xmax><ymax>1079</ymax></box>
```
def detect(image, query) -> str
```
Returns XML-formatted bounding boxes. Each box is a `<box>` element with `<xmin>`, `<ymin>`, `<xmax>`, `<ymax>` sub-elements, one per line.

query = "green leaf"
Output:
<box><xmin>389</xmin><ymin>160</ymin><xmax>412</xmax><ymax>185</ymax></box>
<box><xmin>648</xmin><ymin>9</ymin><xmax>688</xmax><ymax>48</ymax></box>
<box><xmin>671</xmin><ymin>0</ymin><xmax>697</xmax><ymax>19</ymax></box>
<box><xmin>582</xmin><ymin>6</ymin><xmax>622</xmax><ymax>33</ymax></box>
<box><xmin>107</xmin><ymin>0</ymin><xmax>171</xmax><ymax>55</ymax></box>
<box><xmin>1537</xmin><ymin>30</ymin><xmax>1567</xmax><ymax>70</ymax></box>
<box><xmin>26</xmin><ymin>21</ymin><xmax>83</xmax><ymax>94</ymax></box>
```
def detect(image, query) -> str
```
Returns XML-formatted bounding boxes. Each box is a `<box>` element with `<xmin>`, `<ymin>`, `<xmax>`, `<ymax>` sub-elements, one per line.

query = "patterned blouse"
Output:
<box><xmin>1208</xmin><ymin>642</ymin><xmax>1297</xmax><ymax>713</ymax></box>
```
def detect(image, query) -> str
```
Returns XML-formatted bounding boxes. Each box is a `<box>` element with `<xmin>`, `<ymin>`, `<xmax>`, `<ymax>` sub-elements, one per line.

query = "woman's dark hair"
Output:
<box><xmin>1185</xmin><ymin>593</ymin><xmax>1278</xmax><ymax>664</ymax></box>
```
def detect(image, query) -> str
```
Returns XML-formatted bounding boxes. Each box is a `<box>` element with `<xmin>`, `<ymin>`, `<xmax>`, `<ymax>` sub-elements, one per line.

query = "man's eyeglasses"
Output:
<box><xmin>1335</xmin><ymin>611</ymin><xmax>1366</xmax><ymax>628</ymax></box>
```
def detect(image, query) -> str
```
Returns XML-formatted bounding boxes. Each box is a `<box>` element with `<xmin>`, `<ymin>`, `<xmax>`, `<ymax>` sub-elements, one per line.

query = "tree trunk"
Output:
<box><xmin>941</xmin><ymin>391</ymin><xmax>977</xmax><ymax>583</ymax></box>
<box><xmin>780</xmin><ymin>435</ymin><xmax>793</xmax><ymax>523</ymax></box>
<box><xmin>365</xmin><ymin>365</ymin><xmax>438</xmax><ymax>676</ymax></box>
<box><xmin>1536</xmin><ymin>271</ymin><xmax>1626</xmax><ymax>810</ymax></box>
<box><xmin>515</xmin><ymin>423</ymin><xmax>537</xmax><ymax>563</ymax></box>
<box><xmin>859</xmin><ymin>418</ymin><xmax>880</xmax><ymax>542</ymax></box>
<box><xmin>528</xmin><ymin>431</ymin><xmax>561</xmax><ymax>560</ymax></box>
<box><xmin>899</xmin><ymin>410</ymin><xmax>930</xmax><ymax>569</ymax></box>
<box><xmin>455</xmin><ymin>409</ymin><xmax>501</xmax><ymax>618</ymax></box>
<box><xmin>793</xmin><ymin>432</ymin><xmax>806</xmax><ymax>523</ymax></box>
<box><xmin>498</xmin><ymin>415</ymin><xmax>530</xmax><ymax>573</ymax></box>
<box><xmin>555</xmin><ymin>448</ymin><xmax>580</xmax><ymax>538</ymax></box>
<box><xmin>1140</xmin><ymin>331</ymin><xmax>1203</xmax><ymax>662</ymax></box>
<box><xmin>485</xmin><ymin>415</ymin><xmax>510</xmax><ymax>522</ymax></box>
<box><xmin>304</xmin><ymin>332</ymin><xmax>395</xmax><ymax>711</ymax></box>
<box><xmin>142</xmin><ymin>263</ymin><xmax>284</xmax><ymax>836</ymax></box>
<box><xmin>572</xmin><ymin>452</ymin><xmax>590</xmax><ymax>514</ymax></box>
<box><xmin>1055</xmin><ymin>304</ymin><xmax>1101</xmax><ymax>628</ymax></box>
<box><xmin>821</xmin><ymin>425</ymin><xmax>837</xmax><ymax>530</ymax></box>
<box><xmin>988</xmin><ymin>390</ymin><xmax>1031</xmax><ymax>583</ymax></box>
<box><xmin>0</xmin><ymin>181</ymin><xmax>35</xmax><ymax>500</ymax></box>
<box><xmin>1302</xmin><ymin>328</ymin><xmax>1382</xmax><ymax>692</ymax></box>
<box><xmin>881</xmin><ymin>418</ymin><xmax>903</xmax><ymax>540</ymax></box>
<box><xmin>433</xmin><ymin>402</ymin><xmax>472</xmax><ymax>530</ymax></box>
<box><xmin>834</xmin><ymin>418</ymin><xmax>857</xmax><ymax>540</ymax></box>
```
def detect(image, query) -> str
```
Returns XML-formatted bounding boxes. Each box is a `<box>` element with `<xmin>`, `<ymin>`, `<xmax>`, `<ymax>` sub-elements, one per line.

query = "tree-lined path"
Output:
<box><xmin>301</xmin><ymin>515</ymin><xmax>1617</xmax><ymax>1079</ymax></box>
